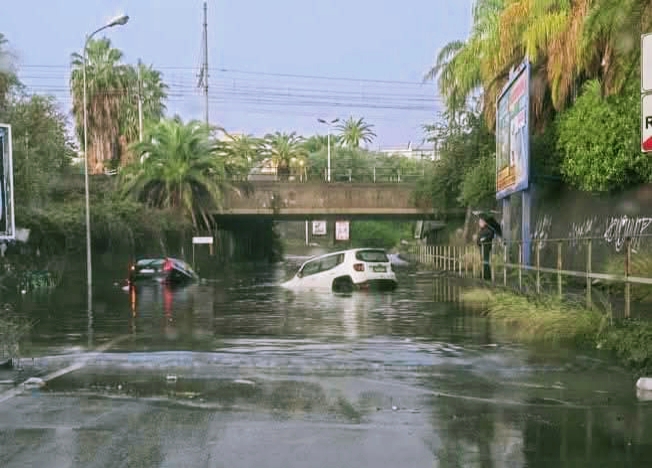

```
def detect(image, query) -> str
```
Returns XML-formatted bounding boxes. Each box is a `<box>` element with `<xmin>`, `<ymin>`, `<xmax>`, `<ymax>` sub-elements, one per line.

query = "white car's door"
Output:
<box><xmin>298</xmin><ymin>259</ymin><xmax>321</xmax><ymax>288</ymax></box>
<box><xmin>315</xmin><ymin>253</ymin><xmax>345</xmax><ymax>288</ymax></box>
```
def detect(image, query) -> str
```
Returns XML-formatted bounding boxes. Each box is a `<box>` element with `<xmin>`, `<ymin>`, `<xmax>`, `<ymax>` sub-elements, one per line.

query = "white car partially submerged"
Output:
<box><xmin>281</xmin><ymin>248</ymin><xmax>398</xmax><ymax>292</ymax></box>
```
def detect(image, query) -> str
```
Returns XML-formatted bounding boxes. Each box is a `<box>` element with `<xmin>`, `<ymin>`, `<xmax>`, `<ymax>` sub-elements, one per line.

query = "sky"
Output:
<box><xmin>1</xmin><ymin>0</ymin><xmax>472</xmax><ymax>148</ymax></box>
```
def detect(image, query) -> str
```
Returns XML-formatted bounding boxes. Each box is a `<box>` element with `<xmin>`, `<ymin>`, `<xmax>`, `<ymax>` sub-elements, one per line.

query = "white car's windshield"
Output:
<box><xmin>355</xmin><ymin>250</ymin><xmax>388</xmax><ymax>262</ymax></box>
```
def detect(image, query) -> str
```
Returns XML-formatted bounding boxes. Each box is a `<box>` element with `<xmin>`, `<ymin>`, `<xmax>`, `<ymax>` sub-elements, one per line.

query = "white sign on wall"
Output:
<box><xmin>312</xmin><ymin>220</ymin><xmax>327</xmax><ymax>236</ymax></box>
<box><xmin>335</xmin><ymin>221</ymin><xmax>349</xmax><ymax>241</ymax></box>
<box><xmin>192</xmin><ymin>236</ymin><xmax>214</xmax><ymax>244</ymax></box>
<box><xmin>642</xmin><ymin>33</ymin><xmax>652</xmax><ymax>93</ymax></box>
<box><xmin>643</xmin><ymin>94</ymin><xmax>652</xmax><ymax>152</ymax></box>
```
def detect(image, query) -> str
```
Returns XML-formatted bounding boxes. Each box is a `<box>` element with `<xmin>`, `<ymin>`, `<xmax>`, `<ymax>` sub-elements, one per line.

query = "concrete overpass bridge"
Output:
<box><xmin>217</xmin><ymin>181</ymin><xmax>438</xmax><ymax>221</ymax></box>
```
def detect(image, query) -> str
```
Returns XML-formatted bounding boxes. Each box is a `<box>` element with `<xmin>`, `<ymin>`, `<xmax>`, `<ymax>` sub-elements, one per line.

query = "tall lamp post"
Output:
<box><xmin>317</xmin><ymin>118</ymin><xmax>339</xmax><ymax>182</ymax></box>
<box><xmin>82</xmin><ymin>14</ymin><xmax>129</xmax><ymax>316</ymax></box>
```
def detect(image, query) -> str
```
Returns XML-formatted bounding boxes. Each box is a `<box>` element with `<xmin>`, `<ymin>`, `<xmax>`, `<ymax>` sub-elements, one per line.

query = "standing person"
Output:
<box><xmin>476</xmin><ymin>213</ymin><xmax>501</xmax><ymax>280</ymax></box>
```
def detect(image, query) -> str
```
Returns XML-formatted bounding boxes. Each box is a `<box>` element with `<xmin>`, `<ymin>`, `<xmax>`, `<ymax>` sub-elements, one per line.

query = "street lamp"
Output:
<box><xmin>317</xmin><ymin>118</ymin><xmax>339</xmax><ymax>182</ymax></box>
<box><xmin>82</xmin><ymin>14</ymin><xmax>129</xmax><ymax>316</ymax></box>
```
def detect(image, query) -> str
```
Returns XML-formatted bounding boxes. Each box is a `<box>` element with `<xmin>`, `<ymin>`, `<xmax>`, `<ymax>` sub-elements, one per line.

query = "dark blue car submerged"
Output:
<box><xmin>128</xmin><ymin>257</ymin><xmax>199</xmax><ymax>286</ymax></box>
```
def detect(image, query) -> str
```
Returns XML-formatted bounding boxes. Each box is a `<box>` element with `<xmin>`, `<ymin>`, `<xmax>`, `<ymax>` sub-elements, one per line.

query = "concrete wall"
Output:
<box><xmin>220</xmin><ymin>182</ymin><xmax>431</xmax><ymax>220</ymax></box>
<box><xmin>502</xmin><ymin>183</ymin><xmax>652</xmax><ymax>272</ymax></box>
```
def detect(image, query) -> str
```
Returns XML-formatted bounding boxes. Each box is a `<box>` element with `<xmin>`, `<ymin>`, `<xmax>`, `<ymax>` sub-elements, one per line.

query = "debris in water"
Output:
<box><xmin>234</xmin><ymin>379</ymin><xmax>255</xmax><ymax>386</ymax></box>
<box><xmin>636</xmin><ymin>377</ymin><xmax>652</xmax><ymax>391</ymax></box>
<box><xmin>23</xmin><ymin>377</ymin><xmax>45</xmax><ymax>389</ymax></box>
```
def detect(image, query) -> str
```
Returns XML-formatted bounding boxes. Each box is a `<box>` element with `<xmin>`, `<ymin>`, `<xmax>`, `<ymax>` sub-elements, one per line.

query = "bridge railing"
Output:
<box><xmin>239</xmin><ymin>167</ymin><xmax>427</xmax><ymax>183</ymax></box>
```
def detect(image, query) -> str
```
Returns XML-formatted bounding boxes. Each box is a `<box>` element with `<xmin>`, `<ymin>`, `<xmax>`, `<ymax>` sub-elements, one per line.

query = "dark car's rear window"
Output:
<box><xmin>136</xmin><ymin>259</ymin><xmax>164</xmax><ymax>267</ymax></box>
<box><xmin>355</xmin><ymin>250</ymin><xmax>388</xmax><ymax>262</ymax></box>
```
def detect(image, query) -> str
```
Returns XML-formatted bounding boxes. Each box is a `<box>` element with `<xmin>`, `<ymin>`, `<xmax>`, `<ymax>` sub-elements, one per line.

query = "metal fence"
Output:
<box><xmin>241</xmin><ymin>167</ymin><xmax>427</xmax><ymax>183</ymax></box>
<box><xmin>405</xmin><ymin>235</ymin><xmax>652</xmax><ymax>318</ymax></box>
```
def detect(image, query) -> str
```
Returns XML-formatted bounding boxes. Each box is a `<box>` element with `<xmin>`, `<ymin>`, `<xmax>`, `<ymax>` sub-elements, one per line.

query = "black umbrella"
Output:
<box><xmin>477</xmin><ymin>212</ymin><xmax>503</xmax><ymax>238</ymax></box>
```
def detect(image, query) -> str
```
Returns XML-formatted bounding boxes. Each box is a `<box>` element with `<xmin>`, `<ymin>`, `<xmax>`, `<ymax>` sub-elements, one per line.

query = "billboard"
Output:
<box><xmin>0</xmin><ymin>124</ymin><xmax>15</xmax><ymax>240</ymax></box>
<box><xmin>496</xmin><ymin>61</ymin><xmax>530</xmax><ymax>200</ymax></box>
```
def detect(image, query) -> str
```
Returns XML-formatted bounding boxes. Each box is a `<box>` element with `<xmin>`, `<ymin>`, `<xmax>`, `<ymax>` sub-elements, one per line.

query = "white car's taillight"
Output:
<box><xmin>353</xmin><ymin>263</ymin><xmax>365</xmax><ymax>272</ymax></box>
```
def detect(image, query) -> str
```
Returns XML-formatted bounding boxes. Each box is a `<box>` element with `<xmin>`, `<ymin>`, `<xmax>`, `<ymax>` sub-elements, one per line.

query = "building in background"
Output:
<box><xmin>377</xmin><ymin>142</ymin><xmax>438</xmax><ymax>161</ymax></box>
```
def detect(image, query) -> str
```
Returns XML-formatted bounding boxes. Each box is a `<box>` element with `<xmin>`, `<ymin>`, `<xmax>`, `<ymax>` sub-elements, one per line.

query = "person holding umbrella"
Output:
<box><xmin>475</xmin><ymin>212</ymin><xmax>502</xmax><ymax>280</ymax></box>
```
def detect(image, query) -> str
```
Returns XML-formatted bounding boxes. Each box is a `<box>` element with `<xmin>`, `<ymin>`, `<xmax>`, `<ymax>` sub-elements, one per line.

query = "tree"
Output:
<box><xmin>120</xmin><ymin>117</ymin><xmax>233</xmax><ymax>232</ymax></box>
<box><xmin>262</xmin><ymin>131</ymin><xmax>307</xmax><ymax>180</ymax></box>
<box><xmin>302</xmin><ymin>134</ymin><xmax>330</xmax><ymax>153</ymax></box>
<box><xmin>0</xmin><ymin>33</ymin><xmax>19</xmax><ymax>114</ymax></box>
<box><xmin>4</xmin><ymin>94</ymin><xmax>75</xmax><ymax>205</ymax></box>
<box><xmin>70</xmin><ymin>38</ymin><xmax>132</xmax><ymax>174</ymax></box>
<box><xmin>70</xmin><ymin>39</ymin><xmax>168</xmax><ymax>173</ymax></box>
<box><xmin>118</xmin><ymin>61</ymin><xmax>168</xmax><ymax>164</ymax></box>
<box><xmin>424</xmin><ymin>0</ymin><xmax>506</xmax><ymax>126</ymax></box>
<box><xmin>579</xmin><ymin>0</ymin><xmax>652</xmax><ymax>97</ymax></box>
<box><xmin>336</xmin><ymin>117</ymin><xmax>376</xmax><ymax>148</ymax></box>
<box><xmin>416</xmin><ymin>109</ymin><xmax>496</xmax><ymax>216</ymax></box>
<box><xmin>459</xmin><ymin>154</ymin><xmax>496</xmax><ymax>209</ymax></box>
<box><xmin>218</xmin><ymin>132</ymin><xmax>262</xmax><ymax>180</ymax></box>
<box><xmin>425</xmin><ymin>0</ymin><xmax>652</xmax><ymax>131</ymax></box>
<box><xmin>557</xmin><ymin>78</ymin><xmax>650</xmax><ymax>192</ymax></box>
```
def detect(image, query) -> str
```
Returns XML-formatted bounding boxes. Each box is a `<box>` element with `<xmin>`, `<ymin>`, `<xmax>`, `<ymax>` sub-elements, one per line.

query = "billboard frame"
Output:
<box><xmin>495</xmin><ymin>60</ymin><xmax>531</xmax><ymax>200</ymax></box>
<box><xmin>0</xmin><ymin>124</ymin><xmax>15</xmax><ymax>241</ymax></box>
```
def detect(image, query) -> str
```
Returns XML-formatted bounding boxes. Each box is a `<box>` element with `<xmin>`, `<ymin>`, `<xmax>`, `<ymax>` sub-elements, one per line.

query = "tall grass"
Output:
<box><xmin>461</xmin><ymin>287</ymin><xmax>609</xmax><ymax>346</ymax></box>
<box><xmin>603</xmin><ymin>249</ymin><xmax>652</xmax><ymax>302</ymax></box>
<box><xmin>460</xmin><ymin>286</ymin><xmax>652</xmax><ymax>376</ymax></box>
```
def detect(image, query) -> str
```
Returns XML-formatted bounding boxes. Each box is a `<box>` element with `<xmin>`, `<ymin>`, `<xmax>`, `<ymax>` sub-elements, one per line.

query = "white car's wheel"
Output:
<box><xmin>332</xmin><ymin>276</ymin><xmax>354</xmax><ymax>293</ymax></box>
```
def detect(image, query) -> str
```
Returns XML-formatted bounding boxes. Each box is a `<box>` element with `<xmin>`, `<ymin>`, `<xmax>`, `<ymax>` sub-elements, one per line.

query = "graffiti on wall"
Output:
<box><xmin>532</xmin><ymin>215</ymin><xmax>552</xmax><ymax>250</ymax></box>
<box><xmin>603</xmin><ymin>216</ymin><xmax>652</xmax><ymax>252</ymax></box>
<box><xmin>569</xmin><ymin>217</ymin><xmax>597</xmax><ymax>247</ymax></box>
<box><xmin>529</xmin><ymin>214</ymin><xmax>652</xmax><ymax>253</ymax></box>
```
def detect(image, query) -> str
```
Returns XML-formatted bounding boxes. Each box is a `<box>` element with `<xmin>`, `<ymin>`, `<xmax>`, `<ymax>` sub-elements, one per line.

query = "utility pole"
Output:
<box><xmin>137</xmin><ymin>59</ymin><xmax>144</xmax><ymax>142</ymax></box>
<box><xmin>199</xmin><ymin>1</ymin><xmax>209</xmax><ymax>126</ymax></box>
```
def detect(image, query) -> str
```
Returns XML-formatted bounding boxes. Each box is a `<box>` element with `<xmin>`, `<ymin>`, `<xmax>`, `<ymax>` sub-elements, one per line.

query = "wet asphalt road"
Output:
<box><xmin>2</xmin><ymin>261</ymin><xmax>652</xmax><ymax>467</ymax></box>
<box><xmin>0</xmin><ymin>393</ymin><xmax>436</xmax><ymax>468</ymax></box>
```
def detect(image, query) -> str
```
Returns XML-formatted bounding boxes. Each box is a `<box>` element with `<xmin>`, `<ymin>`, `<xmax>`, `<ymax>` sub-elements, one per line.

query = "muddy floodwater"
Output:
<box><xmin>1</xmin><ymin>253</ymin><xmax>651</xmax><ymax>467</ymax></box>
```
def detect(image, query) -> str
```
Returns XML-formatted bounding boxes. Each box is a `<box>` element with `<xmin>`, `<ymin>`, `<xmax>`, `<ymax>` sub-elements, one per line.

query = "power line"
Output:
<box><xmin>18</xmin><ymin>63</ymin><xmax>435</xmax><ymax>87</ymax></box>
<box><xmin>18</xmin><ymin>78</ymin><xmax>442</xmax><ymax>104</ymax></box>
<box><xmin>14</xmin><ymin>66</ymin><xmax>443</xmax><ymax>133</ymax></box>
<box><xmin>18</xmin><ymin>73</ymin><xmax>440</xmax><ymax>98</ymax></box>
<box><xmin>38</xmin><ymin>93</ymin><xmax>435</xmax><ymax>124</ymax></box>
<box><xmin>24</xmin><ymin>87</ymin><xmax>441</xmax><ymax>107</ymax></box>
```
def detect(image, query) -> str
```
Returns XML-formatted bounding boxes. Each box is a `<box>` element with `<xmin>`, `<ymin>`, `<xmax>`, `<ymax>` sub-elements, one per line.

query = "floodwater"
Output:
<box><xmin>1</xmin><ymin>252</ymin><xmax>652</xmax><ymax>467</ymax></box>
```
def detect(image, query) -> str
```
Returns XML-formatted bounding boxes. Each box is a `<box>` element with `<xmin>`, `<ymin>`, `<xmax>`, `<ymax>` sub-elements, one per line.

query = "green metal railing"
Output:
<box><xmin>407</xmin><ymin>235</ymin><xmax>652</xmax><ymax>318</ymax></box>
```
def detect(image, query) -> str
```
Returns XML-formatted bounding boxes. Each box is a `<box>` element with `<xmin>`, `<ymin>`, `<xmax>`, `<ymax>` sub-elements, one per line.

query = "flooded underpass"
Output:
<box><xmin>1</xmin><ymin>255</ymin><xmax>652</xmax><ymax>467</ymax></box>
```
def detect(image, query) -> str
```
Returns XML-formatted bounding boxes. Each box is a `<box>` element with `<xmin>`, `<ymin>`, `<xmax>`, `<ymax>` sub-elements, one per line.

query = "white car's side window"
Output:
<box><xmin>319</xmin><ymin>255</ymin><xmax>340</xmax><ymax>272</ymax></box>
<box><xmin>301</xmin><ymin>260</ymin><xmax>321</xmax><ymax>276</ymax></box>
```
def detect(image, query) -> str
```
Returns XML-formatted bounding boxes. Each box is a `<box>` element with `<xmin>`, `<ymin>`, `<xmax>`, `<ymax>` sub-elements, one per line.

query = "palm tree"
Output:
<box><xmin>0</xmin><ymin>33</ymin><xmax>19</xmax><ymax>113</ymax></box>
<box><xmin>120</xmin><ymin>117</ymin><xmax>233</xmax><ymax>232</ymax></box>
<box><xmin>336</xmin><ymin>117</ymin><xmax>376</xmax><ymax>148</ymax></box>
<box><xmin>424</xmin><ymin>0</ymin><xmax>508</xmax><ymax>127</ymax></box>
<box><xmin>218</xmin><ymin>132</ymin><xmax>262</xmax><ymax>180</ymax></box>
<box><xmin>118</xmin><ymin>61</ymin><xmax>168</xmax><ymax>164</ymax></box>
<box><xmin>580</xmin><ymin>0</ymin><xmax>652</xmax><ymax>96</ymax></box>
<box><xmin>70</xmin><ymin>38</ymin><xmax>132</xmax><ymax>174</ymax></box>
<box><xmin>262</xmin><ymin>131</ymin><xmax>307</xmax><ymax>180</ymax></box>
<box><xmin>302</xmin><ymin>134</ymin><xmax>331</xmax><ymax>153</ymax></box>
<box><xmin>426</xmin><ymin>0</ymin><xmax>652</xmax><ymax>131</ymax></box>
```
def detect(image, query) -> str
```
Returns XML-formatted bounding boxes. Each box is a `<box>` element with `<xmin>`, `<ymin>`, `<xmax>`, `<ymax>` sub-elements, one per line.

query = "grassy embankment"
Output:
<box><xmin>460</xmin><ymin>286</ymin><xmax>652</xmax><ymax>376</ymax></box>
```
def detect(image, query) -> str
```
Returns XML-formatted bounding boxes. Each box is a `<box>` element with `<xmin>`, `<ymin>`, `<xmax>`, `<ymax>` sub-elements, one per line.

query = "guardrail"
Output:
<box><xmin>240</xmin><ymin>167</ymin><xmax>427</xmax><ymax>183</ymax></box>
<box><xmin>406</xmin><ymin>235</ymin><xmax>652</xmax><ymax>318</ymax></box>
